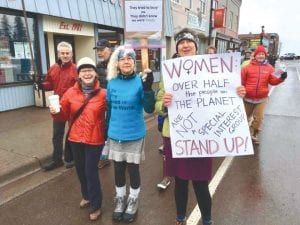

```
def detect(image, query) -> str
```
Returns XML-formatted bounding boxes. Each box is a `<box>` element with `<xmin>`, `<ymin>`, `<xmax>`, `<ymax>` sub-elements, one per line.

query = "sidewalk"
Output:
<box><xmin>0</xmin><ymin>106</ymin><xmax>156</xmax><ymax>187</ymax></box>
<box><xmin>0</xmin><ymin>106</ymin><xmax>53</xmax><ymax>186</ymax></box>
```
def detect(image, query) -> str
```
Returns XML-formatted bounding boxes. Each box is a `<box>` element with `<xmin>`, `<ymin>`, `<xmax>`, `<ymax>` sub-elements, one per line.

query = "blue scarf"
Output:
<box><xmin>81</xmin><ymin>84</ymin><xmax>93</xmax><ymax>94</ymax></box>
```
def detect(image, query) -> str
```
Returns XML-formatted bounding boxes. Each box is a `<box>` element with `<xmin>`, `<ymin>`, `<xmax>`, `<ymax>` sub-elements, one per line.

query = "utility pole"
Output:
<box><xmin>208</xmin><ymin>0</ymin><xmax>214</xmax><ymax>45</ymax></box>
<box><xmin>20</xmin><ymin>0</ymin><xmax>40</xmax><ymax>97</ymax></box>
<box><xmin>260</xmin><ymin>25</ymin><xmax>265</xmax><ymax>45</ymax></box>
<box><xmin>269</xmin><ymin>34</ymin><xmax>276</xmax><ymax>67</ymax></box>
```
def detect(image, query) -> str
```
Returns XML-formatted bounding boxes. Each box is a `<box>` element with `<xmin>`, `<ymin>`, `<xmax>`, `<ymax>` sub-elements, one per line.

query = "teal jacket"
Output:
<box><xmin>107</xmin><ymin>73</ymin><xmax>155</xmax><ymax>141</ymax></box>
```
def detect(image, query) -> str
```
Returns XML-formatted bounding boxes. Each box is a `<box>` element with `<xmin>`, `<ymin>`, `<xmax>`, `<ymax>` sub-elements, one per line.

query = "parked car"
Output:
<box><xmin>280</xmin><ymin>53</ymin><xmax>296</xmax><ymax>60</ymax></box>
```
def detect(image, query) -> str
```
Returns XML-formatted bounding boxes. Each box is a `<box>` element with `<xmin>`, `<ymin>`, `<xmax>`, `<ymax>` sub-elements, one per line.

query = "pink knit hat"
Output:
<box><xmin>254</xmin><ymin>45</ymin><xmax>267</xmax><ymax>57</ymax></box>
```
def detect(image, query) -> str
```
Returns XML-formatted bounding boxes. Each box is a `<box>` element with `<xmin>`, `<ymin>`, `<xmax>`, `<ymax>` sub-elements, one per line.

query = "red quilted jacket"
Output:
<box><xmin>241</xmin><ymin>60</ymin><xmax>284</xmax><ymax>100</ymax></box>
<box><xmin>42</xmin><ymin>61</ymin><xmax>78</xmax><ymax>98</ymax></box>
<box><xmin>53</xmin><ymin>81</ymin><xmax>107</xmax><ymax>145</ymax></box>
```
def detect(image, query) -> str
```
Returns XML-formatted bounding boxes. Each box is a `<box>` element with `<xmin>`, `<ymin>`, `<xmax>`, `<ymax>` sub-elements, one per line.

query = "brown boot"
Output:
<box><xmin>175</xmin><ymin>220</ymin><xmax>186</xmax><ymax>225</ymax></box>
<box><xmin>89</xmin><ymin>209</ymin><xmax>101</xmax><ymax>221</ymax></box>
<box><xmin>251</xmin><ymin>129</ymin><xmax>260</xmax><ymax>144</ymax></box>
<box><xmin>98</xmin><ymin>159</ymin><xmax>111</xmax><ymax>169</ymax></box>
<box><xmin>79</xmin><ymin>199</ymin><xmax>90</xmax><ymax>208</ymax></box>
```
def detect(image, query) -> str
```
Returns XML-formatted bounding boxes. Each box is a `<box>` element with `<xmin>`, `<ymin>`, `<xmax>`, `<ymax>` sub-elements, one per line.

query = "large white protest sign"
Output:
<box><xmin>162</xmin><ymin>52</ymin><xmax>254</xmax><ymax>158</ymax></box>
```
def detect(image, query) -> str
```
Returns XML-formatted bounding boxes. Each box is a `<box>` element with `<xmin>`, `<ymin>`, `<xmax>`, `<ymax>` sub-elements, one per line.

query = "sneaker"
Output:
<box><xmin>98</xmin><ymin>159</ymin><xmax>111</xmax><ymax>169</ymax></box>
<box><xmin>43</xmin><ymin>160</ymin><xmax>64</xmax><ymax>171</ymax></box>
<box><xmin>112</xmin><ymin>196</ymin><xmax>126</xmax><ymax>221</ymax></box>
<box><xmin>158</xmin><ymin>145</ymin><xmax>164</xmax><ymax>154</ymax></box>
<box><xmin>65</xmin><ymin>161</ymin><xmax>74</xmax><ymax>169</ymax></box>
<box><xmin>123</xmin><ymin>196</ymin><xmax>138</xmax><ymax>223</ymax></box>
<box><xmin>157</xmin><ymin>177</ymin><xmax>171</xmax><ymax>190</ymax></box>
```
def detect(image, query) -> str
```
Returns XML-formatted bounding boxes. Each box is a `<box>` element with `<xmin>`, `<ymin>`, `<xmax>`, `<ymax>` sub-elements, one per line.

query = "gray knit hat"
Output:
<box><xmin>117</xmin><ymin>47</ymin><xmax>136</xmax><ymax>62</ymax></box>
<box><xmin>107</xmin><ymin>45</ymin><xmax>136</xmax><ymax>81</ymax></box>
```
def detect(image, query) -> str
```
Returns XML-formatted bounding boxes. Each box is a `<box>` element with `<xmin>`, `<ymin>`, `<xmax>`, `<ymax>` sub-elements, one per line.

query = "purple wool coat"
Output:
<box><xmin>163</xmin><ymin>137</ymin><xmax>213</xmax><ymax>181</ymax></box>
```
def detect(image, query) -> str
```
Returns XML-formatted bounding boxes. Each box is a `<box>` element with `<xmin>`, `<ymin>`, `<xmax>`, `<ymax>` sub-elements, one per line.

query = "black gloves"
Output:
<box><xmin>280</xmin><ymin>72</ymin><xmax>287</xmax><ymax>80</ymax></box>
<box><xmin>142</xmin><ymin>70</ymin><xmax>154</xmax><ymax>91</ymax></box>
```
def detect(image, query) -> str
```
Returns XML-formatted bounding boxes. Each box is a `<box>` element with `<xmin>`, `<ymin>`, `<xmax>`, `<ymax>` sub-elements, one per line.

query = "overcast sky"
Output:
<box><xmin>239</xmin><ymin>0</ymin><xmax>300</xmax><ymax>55</ymax></box>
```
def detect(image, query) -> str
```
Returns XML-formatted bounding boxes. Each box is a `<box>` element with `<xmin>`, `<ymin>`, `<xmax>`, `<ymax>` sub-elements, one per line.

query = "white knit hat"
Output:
<box><xmin>77</xmin><ymin>57</ymin><xmax>96</xmax><ymax>73</ymax></box>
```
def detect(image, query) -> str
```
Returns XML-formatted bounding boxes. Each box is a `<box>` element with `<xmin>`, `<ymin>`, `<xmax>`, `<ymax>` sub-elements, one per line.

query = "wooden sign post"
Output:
<box><xmin>140</xmin><ymin>38</ymin><xmax>149</xmax><ymax>72</ymax></box>
<box><xmin>124</xmin><ymin>0</ymin><xmax>163</xmax><ymax>73</ymax></box>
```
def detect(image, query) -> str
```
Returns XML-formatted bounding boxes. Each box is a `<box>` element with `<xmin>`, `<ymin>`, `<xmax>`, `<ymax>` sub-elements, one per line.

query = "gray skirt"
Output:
<box><xmin>107</xmin><ymin>138</ymin><xmax>145</xmax><ymax>164</ymax></box>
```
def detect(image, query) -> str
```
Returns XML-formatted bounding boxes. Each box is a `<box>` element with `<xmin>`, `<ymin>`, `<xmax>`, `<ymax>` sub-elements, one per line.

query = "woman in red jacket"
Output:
<box><xmin>49</xmin><ymin>57</ymin><xmax>106</xmax><ymax>221</ymax></box>
<box><xmin>241</xmin><ymin>45</ymin><xmax>287</xmax><ymax>144</ymax></box>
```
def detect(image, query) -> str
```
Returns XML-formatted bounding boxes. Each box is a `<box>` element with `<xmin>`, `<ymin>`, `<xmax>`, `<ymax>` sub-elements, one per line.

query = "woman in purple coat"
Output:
<box><xmin>155</xmin><ymin>28</ymin><xmax>246</xmax><ymax>225</ymax></box>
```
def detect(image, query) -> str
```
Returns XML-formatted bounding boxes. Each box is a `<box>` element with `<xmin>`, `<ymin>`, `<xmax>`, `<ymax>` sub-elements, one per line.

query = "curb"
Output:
<box><xmin>0</xmin><ymin>154</ymin><xmax>51</xmax><ymax>188</ymax></box>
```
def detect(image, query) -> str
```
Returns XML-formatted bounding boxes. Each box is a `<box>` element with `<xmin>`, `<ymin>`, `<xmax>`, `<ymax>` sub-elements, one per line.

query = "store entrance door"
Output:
<box><xmin>53</xmin><ymin>35</ymin><xmax>76</xmax><ymax>63</ymax></box>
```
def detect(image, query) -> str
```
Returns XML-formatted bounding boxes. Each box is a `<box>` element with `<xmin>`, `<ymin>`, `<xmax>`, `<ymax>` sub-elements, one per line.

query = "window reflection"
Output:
<box><xmin>0</xmin><ymin>14</ymin><xmax>36</xmax><ymax>84</ymax></box>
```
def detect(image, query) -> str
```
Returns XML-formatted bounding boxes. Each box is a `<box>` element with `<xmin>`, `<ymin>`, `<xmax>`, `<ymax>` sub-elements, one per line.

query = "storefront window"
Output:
<box><xmin>135</xmin><ymin>48</ymin><xmax>161</xmax><ymax>73</ymax></box>
<box><xmin>216</xmin><ymin>39</ymin><xmax>227</xmax><ymax>53</ymax></box>
<box><xmin>97</xmin><ymin>28</ymin><xmax>123</xmax><ymax>49</ymax></box>
<box><xmin>0</xmin><ymin>13</ymin><xmax>36</xmax><ymax>84</ymax></box>
<box><xmin>97</xmin><ymin>27</ymin><xmax>161</xmax><ymax>77</ymax></box>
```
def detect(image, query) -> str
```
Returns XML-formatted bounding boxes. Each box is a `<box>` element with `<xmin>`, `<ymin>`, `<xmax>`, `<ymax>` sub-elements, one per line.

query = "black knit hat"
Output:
<box><xmin>174</xmin><ymin>28</ymin><xmax>198</xmax><ymax>52</ymax></box>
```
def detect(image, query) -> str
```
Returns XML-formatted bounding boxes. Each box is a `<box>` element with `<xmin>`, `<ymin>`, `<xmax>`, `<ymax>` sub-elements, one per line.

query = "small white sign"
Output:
<box><xmin>14</xmin><ymin>42</ymin><xmax>32</xmax><ymax>59</ymax></box>
<box><xmin>124</xmin><ymin>0</ymin><xmax>163</xmax><ymax>33</ymax></box>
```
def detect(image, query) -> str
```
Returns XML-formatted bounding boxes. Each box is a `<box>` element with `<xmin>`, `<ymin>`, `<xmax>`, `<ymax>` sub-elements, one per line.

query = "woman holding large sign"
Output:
<box><xmin>155</xmin><ymin>28</ymin><xmax>246</xmax><ymax>225</ymax></box>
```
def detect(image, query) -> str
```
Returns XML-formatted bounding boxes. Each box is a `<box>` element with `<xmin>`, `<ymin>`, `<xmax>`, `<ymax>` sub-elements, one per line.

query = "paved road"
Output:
<box><xmin>0</xmin><ymin>118</ymin><xmax>193</xmax><ymax>225</ymax></box>
<box><xmin>211</xmin><ymin>60</ymin><xmax>300</xmax><ymax>224</ymax></box>
<box><xmin>0</xmin><ymin>60</ymin><xmax>299</xmax><ymax>225</ymax></box>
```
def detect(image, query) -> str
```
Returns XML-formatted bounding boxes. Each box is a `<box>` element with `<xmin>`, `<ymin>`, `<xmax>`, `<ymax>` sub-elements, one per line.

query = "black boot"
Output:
<box><xmin>43</xmin><ymin>160</ymin><xmax>64</xmax><ymax>171</ymax></box>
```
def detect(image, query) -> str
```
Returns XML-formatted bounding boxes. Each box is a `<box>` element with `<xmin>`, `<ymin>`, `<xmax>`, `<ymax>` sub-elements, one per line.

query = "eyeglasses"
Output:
<box><xmin>80</xmin><ymin>69</ymin><xmax>95</xmax><ymax>73</ymax></box>
<box><xmin>119</xmin><ymin>57</ymin><xmax>134</xmax><ymax>62</ymax></box>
